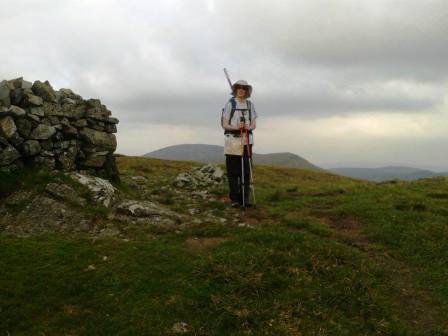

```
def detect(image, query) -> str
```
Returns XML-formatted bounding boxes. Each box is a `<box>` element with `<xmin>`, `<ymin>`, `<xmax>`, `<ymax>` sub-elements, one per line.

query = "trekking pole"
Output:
<box><xmin>240</xmin><ymin>123</ymin><xmax>245</xmax><ymax>208</ymax></box>
<box><xmin>247</xmin><ymin>129</ymin><xmax>256</xmax><ymax>207</ymax></box>
<box><xmin>223</xmin><ymin>68</ymin><xmax>233</xmax><ymax>93</ymax></box>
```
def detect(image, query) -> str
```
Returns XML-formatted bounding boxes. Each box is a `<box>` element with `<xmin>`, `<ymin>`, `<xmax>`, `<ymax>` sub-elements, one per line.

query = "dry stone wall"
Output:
<box><xmin>0</xmin><ymin>77</ymin><xmax>119</xmax><ymax>180</ymax></box>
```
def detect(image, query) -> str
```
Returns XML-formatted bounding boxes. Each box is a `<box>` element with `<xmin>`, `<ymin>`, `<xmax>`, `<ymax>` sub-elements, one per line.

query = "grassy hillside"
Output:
<box><xmin>1</xmin><ymin>156</ymin><xmax>448</xmax><ymax>335</ymax></box>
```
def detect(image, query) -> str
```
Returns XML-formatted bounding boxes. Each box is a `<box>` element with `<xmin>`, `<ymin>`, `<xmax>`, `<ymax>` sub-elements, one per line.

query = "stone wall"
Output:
<box><xmin>0</xmin><ymin>77</ymin><xmax>119</xmax><ymax>180</ymax></box>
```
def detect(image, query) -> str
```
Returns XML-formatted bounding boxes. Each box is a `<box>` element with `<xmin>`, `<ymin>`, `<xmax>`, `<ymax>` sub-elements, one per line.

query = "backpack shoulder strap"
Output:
<box><xmin>229</xmin><ymin>97</ymin><xmax>237</xmax><ymax>123</ymax></box>
<box><xmin>247</xmin><ymin>100</ymin><xmax>252</xmax><ymax>123</ymax></box>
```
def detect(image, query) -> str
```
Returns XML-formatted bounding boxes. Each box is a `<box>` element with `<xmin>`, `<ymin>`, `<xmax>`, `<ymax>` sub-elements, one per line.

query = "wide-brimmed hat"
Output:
<box><xmin>232</xmin><ymin>80</ymin><xmax>253</xmax><ymax>97</ymax></box>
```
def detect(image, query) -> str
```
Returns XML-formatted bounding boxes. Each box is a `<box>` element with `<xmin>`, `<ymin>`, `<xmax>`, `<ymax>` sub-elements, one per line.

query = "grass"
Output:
<box><xmin>1</xmin><ymin>155</ymin><xmax>448</xmax><ymax>335</ymax></box>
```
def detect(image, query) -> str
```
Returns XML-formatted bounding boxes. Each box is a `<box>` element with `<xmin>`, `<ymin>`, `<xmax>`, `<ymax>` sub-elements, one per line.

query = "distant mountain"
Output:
<box><xmin>144</xmin><ymin>144</ymin><xmax>321</xmax><ymax>170</ymax></box>
<box><xmin>331</xmin><ymin>166</ymin><xmax>448</xmax><ymax>181</ymax></box>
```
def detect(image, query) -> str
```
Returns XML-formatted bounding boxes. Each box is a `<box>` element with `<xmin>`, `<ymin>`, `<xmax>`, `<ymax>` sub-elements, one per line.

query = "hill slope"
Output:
<box><xmin>145</xmin><ymin>144</ymin><xmax>321</xmax><ymax>170</ymax></box>
<box><xmin>1</xmin><ymin>156</ymin><xmax>448</xmax><ymax>335</ymax></box>
<box><xmin>331</xmin><ymin>165</ymin><xmax>447</xmax><ymax>181</ymax></box>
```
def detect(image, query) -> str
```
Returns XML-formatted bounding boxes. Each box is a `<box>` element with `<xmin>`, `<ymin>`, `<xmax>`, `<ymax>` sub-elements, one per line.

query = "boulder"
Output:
<box><xmin>15</xmin><ymin>117</ymin><xmax>33</xmax><ymax>138</ymax></box>
<box><xmin>0</xmin><ymin>116</ymin><xmax>17</xmax><ymax>138</ymax></box>
<box><xmin>30</xmin><ymin>124</ymin><xmax>56</xmax><ymax>139</ymax></box>
<box><xmin>45</xmin><ymin>182</ymin><xmax>86</xmax><ymax>206</ymax></box>
<box><xmin>56</xmin><ymin>146</ymin><xmax>77</xmax><ymax>170</ymax></box>
<box><xmin>0</xmin><ymin>145</ymin><xmax>21</xmax><ymax>165</ymax></box>
<box><xmin>1</xmin><ymin>195</ymin><xmax>90</xmax><ymax>234</ymax></box>
<box><xmin>0</xmin><ymin>136</ymin><xmax>8</xmax><ymax>147</ymax></box>
<box><xmin>8</xmin><ymin>132</ymin><xmax>24</xmax><ymax>147</ymax></box>
<box><xmin>9</xmin><ymin>77</ymin><xmax>33</xmax><ymax>89</ymax></box>
<box><xmin>10</xmin><ymin>89</ymin><xmax>24</xmax><ymax>105</ymax></box>
<box><xmin>29</xmin><ymin>106</ymin><xmax>45</xmax><ymax>117</ymax></box>
<box><xmin>59</xmin><ymin>88</ymin><xmax>81</xmax><ymax>100</ymax></box>
<box><xmin>69</xmin><ymin>172</ymin><xmax>118</xmax><ymax>207</ymax></box>
<box><xmin>79</xmin><ymin>128</ymin><xmax>117</xmax><ymax>152</ymax></box>
<box><xmin>32</xmin><ymin>80</ymin><xmax>57</xmax><ymax>103</ymax></box>
<box><xmin>7</xmin><ymin>105</ymin><xmax>26</xmax><ymax>117</ymax></box>
<box><xmin>82</xmin><ymin>151</ymin><xmax>108</xmax><ymax>167</ymax></box>
<box><xmin>173</xmin><ymin>164</ymin><xmax>226</xmax><ymax>189</ymax></box>
<box><xmin>22</xmin><ymin>140</ymin><xmax>41</xmax><ymax>156</ymax></box>
<box><xmin>85</xmin><ymin>99</ymin><xmax>111</xmax><ymax>119</ymax></box>
<box><xmin>116</xmin><ymin>200</ymin><xmax>182</xmax><ymax>220</ymax></box>
<box><xmin>33</xmin><ymin>155</ymin><xmax>55</xmax><ymax>169</ymax></box>
<box><xmin>0</xmin><ymin>81</ymin><xmax>11</xmax><ymax>106</ymax></box>
<box><xmin>22</xmin><ymin>92</ymin><xmax>43</xmax><ymax>107</ymax></box>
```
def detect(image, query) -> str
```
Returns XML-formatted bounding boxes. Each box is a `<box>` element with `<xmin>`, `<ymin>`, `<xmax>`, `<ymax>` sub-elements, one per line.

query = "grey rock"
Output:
<box><xmin>22</xmin><ymin>93</ymin><xmax>43</xmax><ymax>106</ymax></box>
<box><xmin>22</xmin><ymin>140</ymin><xmax>41</xmax><ymax>156</ymax></box>
<box><xmin>7</xmin><ymin>105</ymin><xmax>26</xmax><ymax>117</ymax></box>
<box><xmin>106</xmin><ymin>117</ymin><xmax>119</xmax><ymax>124</ymax></box>
<box><xmin>0</xmin><ymin>136</ymin><xmax>8</xmax><ymax>147</ymax></box>
<box><xmin>56</xmin><ymin>146</ymin><xmax>77</xmax><ymax>170</ymax></box>
<box><xmin>174</xmin><ymin>164</ymin><xmax>226</xmax><ymax>189</ymax></box>
<box><xmin>33</xmin><ymin>155</ymin><xmax>55</xmax><ymax>169</ymax></box>
<box><xmin>45</xmin><ymin>182</ymin><xmax>86</xmax><ymax>206</ymax></box>
<box><xmin>82</xmin><ymin>151</ymin><xmax>108</xmax><ymax>167</ymax></box>
<box><xmin>116</xmin><ymin>199</ymin><xmax>181</xmax><ymax>220</ymax></box>
<box><xmin>40</xmin><ymin>139</ymin><xmax>53</xmax><ymax>150</ymax></box>
<box><xmin>59</xmin><ymin>88</ymin><xmax>81</xmax><ymax>100</ymax></box>
<box><xmin>4</xmin><ymin>190</ymin><xmax>33</xmax><ymax>206</ymax></box>
<box><xmin>79</xmin><ymin>127</ymin><xmax>117</xmax><ymax>151</ymax></box>
<box><xmin>25</xmin><ymin>113</ymin><xmax>41</xmax><ymax>125</ymax></box>
<box><xmin>29</xmin><ymin>106</ymin><xmax>45</xmax><ymax>117</ymax></box>
<box><xmin>30</xmin><ymin>124</ymin><xmax>56</xmax><ymax>139</ymax></box>
<box><xmin>61</xmin><ymin>104</ymin><xmax>85</xmax><ymax>119</ymax></box>
<box><xmin>0</xmin><ymin>81</ymin><xmax>11</xmax><ymax>106</ymax></box>
<box><xmin>48</xmin><ymin>116</ymin><xmax>60</xmax><ymax>125</ymax></box>
<box><xmin>131</xmin><ymin>176</ymin><xmax>148</xmax><ymax>183</ymax></box>
<box><xmin>73</xmin><ymin>119</ymin><xmax>88</xmax><ymax>128</ymax></box>
<box><xmin>10</xmin><ymin>89</ymin><xmax>24</xmax><ymax>105</ymax></box>
<box><xmin>0</xmin><ymin>145</ymin><xmax>21</xmax><ymax>165</ymax></box>
<box><xmin>9</xmin><ymin>132</ymin><xmax>24</xmax><ymax>147</ymax></box>
<box><xmin>15</xmin><ymin>117</ymin><xmax>32</xmax><ymax>138</ymax></box>
<box><xmin>98</xmin><ymin>227</ymin><xmax>121</xmax><ymax>237</ymax></box>
<box><xmin>69</xmin><ymin>172</ymin><xmax>118</xmax><ymax>207</ymax></box>
<box><xmin>1</xmin><ymin>195</ymin><xmax>89</xmax><ymax>235</ymax></box>
<box><xmin>85</xmin><ymin>99</ymin><xmax>111</xmax><ymax>119</ymax></box>
<box><xmin>172</xmin><ymin>322</ymin><xmax>188</xmax><ymax>334</ymax></box>
<box><xmin>9</xmin><ymin>77</ymin><xmax>33</xmax><ymax>89</ymax></box>
<box><xmin>105</xmin><ymin>124</ymin><xmax>117</xmax><ymax>133</ymax></box>
<box><xmin>40</xmin><ymin>150</ymin><xmax>55</xmax><ymax>157</ymax></box>
<box><xmin>0</xmin><ymin>116</ymin><xmax>17</xmax><ymax>138</ymax></box>
<box><xmin>62</xmin><ymin>124</ymin><xmax>78</xmax><ymax>137</ymax></box>
<box><xmin>0</xmin><ymin>159</ymin><xmax>23</xmax><ymax>172</ymax></box>
<box><xmin>62</xmin><ymin>98</ymin><xmax>76</xmax><ymax>105</ymax></box>
<box><xmin>32</xmin><ymin>80</ymin><xmax>57</xmax><ymax>103</ymax></box>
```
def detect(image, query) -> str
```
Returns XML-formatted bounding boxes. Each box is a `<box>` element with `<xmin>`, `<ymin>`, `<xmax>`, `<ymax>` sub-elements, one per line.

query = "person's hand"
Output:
<box><xmin>238</xmin><ymin>121</ymin><xmax>245</xmax><ymax>129</ymax></box>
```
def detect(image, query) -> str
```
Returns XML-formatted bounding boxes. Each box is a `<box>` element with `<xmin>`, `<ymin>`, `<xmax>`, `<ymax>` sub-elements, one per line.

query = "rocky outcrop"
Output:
<box><xmin>0</xmin><ymin>77</ymin><xmax>119</xmax><ymax>180</ymax></box>
<box><xmin>173</xmin><ymin>164</ymin><xmax>226</xmax><ymax>189</ymax></box>
<box><xmin>69</xmin><ymin>172</ymin><xmax>118</xmax><ymax>207</ymax></box>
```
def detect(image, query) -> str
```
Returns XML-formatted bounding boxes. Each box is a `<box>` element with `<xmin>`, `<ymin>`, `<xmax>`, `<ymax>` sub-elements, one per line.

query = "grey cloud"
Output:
<box><xmin>1</xmin><ymin>0</ymin><xmax>448</xmax><ymax>168</ymax></box>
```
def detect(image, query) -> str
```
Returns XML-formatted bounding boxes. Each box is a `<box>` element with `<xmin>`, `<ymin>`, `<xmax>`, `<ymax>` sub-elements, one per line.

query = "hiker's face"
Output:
<box><xmin>236</xmin><ymin>87</ymin><xmax>247</xmax><ymax>98</ymax></box>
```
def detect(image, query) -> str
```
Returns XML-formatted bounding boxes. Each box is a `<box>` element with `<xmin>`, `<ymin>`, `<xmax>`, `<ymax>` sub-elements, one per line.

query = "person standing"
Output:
<box><xmin>222</xmin><ymin>80</ymin><xmax>257</xmax><ymax>207</ymax></box>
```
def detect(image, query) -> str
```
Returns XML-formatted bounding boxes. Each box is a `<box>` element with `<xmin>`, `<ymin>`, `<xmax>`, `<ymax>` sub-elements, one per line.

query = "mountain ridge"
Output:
<box><xmin>144</xmin><ymin>144</ymin><xmax>322</xmax><ymax>171</ymax></box>
<box><xmin>331</xmin><ymin>165</ymin><xmax>448</xmax><ymax>181</ymax></box>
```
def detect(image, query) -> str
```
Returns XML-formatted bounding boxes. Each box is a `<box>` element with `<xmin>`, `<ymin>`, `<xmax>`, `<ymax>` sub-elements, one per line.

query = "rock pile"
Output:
<box><xmin>0</xmin><ymin>77</ymin><xmax>119</xmax><ymax>180</ymax></box>
<box><xmin>173</xmin><ymin>164</ymin><xmax>226</xmax><ymax>189</ymax></box>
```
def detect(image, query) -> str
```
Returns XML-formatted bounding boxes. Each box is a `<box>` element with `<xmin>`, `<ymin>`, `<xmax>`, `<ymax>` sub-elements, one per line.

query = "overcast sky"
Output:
<box><xmin>1</xmin><ymin>0</ymin><xmax>447</xmax><ymax>169</ymax></box>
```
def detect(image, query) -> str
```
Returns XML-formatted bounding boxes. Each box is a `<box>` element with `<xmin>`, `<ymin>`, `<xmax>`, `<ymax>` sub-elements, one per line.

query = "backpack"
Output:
<box><xmin>221</xmin><ymin>97</ymin><xmax>252</xmax><ymax>133</ymax></box>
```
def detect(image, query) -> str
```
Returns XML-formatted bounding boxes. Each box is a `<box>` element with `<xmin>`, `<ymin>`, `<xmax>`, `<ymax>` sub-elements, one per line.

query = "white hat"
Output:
<box><xmin>232</xmin><ymin>80</ymin><xmax>253</xmax><ymax>97</ymax></box>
